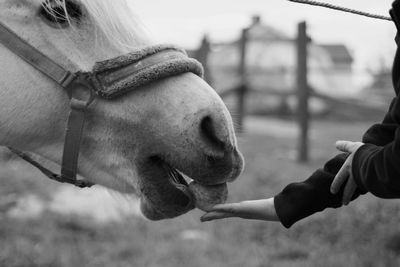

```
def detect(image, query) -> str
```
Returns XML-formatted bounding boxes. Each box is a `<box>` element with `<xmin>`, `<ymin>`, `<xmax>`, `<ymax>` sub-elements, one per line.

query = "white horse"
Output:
<box><xmin>0</xmin><ymin>0</ymin><xmax>244</xmax><ymax>220</ymax></box>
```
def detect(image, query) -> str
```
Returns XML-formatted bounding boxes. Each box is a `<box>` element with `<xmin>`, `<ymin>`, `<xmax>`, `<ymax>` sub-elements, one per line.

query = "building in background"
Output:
<box><xmin>207</xmin><ymin>16</ymin><xmax>355</xmax><ymax>96</ymax></box>
<box><xmin>190</xmin><ymin>16</ymin><xmax>360</xmax><ymax>116</ymax></box>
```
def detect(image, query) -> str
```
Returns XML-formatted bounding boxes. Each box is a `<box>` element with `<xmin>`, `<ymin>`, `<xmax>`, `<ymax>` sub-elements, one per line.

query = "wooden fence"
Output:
<box><xmin>194</xmin><ymin>21</ymin><xmax>312</xmax><ymax>162</ymax></box>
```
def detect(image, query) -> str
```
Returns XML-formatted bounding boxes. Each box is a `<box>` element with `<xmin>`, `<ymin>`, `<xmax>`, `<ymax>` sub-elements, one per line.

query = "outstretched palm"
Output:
<box><xmin>201</xmin><ymin>198</ymin><xmax>279</xmax><ymax>222</ymax></box>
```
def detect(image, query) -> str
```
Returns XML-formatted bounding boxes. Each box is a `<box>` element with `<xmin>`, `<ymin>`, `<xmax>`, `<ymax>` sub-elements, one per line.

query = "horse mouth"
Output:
<box><xmin>164</xmin><ymin>162</ymin><xmax>190</xmax><ymax>190</ymax></box>
<box><xmin>139</xmin><ymin>157</ymin><xmax>228</xmax><ymax>220</ymax></box>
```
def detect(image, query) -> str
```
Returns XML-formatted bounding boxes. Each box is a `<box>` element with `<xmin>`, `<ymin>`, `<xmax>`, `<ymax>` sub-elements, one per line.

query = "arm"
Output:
<box><xmin>201</xmin><ymin>153</ymin><xmax>364</xmax><ymax>228</ymax></box>
<box><xmin>362</xmin><ymin>97</ymin><xmax>398</xmax><ymax>146</ymax></box>
<box><xmin>352</xmin><ymin>129</ymin><xmax>400</xmax><ymax>198</ymax></box>
<box><xmin>200</xmin><ymin>198</ymin><xmax>279</xmax><ymax>222</ymax></box>
<box><xmin>331</xmin><ymin>93</ymin><xmax>400</xmax><ymax>200</ymax></box>
<box><xmin>362</xmin><ymin>51</ymin><xmax>399</xmax><ymax>145</ymax></box>
<box><xmin>274</xmin><ymin>153</ymin><xmax>364</xmax><ymax>228</ymax></box>
<box><xmin>272</xmin><ymin>114</ymin><xmax>400</xmax><ymax>227</ymax></box>
<box><xmin>331</xmin><ymin>132</ymin><xmax>400</xmax><ymax>201</ymax></box>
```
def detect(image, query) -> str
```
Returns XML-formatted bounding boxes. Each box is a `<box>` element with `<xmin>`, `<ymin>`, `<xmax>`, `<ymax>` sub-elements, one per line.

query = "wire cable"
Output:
<box><xmin>288</xmin><ymin>0</ymin><xmax>392</xmax><ymax>21</ymax></box>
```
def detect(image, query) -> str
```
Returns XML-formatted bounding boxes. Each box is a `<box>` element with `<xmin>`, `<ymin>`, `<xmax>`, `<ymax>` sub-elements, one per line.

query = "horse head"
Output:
<box><xmin>0</xmin><ymin>0</ymin><xmax>244</xmax><ymax>220</ymax></box>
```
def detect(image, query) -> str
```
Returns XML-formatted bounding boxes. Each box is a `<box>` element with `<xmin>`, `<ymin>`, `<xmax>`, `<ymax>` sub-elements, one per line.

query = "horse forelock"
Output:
<box><xmin>41</xmin><ymin>0</ymin><xmax>151</xmax><ymax>52</ymax></box>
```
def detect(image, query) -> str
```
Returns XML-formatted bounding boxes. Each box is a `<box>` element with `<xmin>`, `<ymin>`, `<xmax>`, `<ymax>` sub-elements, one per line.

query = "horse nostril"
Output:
<box><xmin>200</xmin><ymin>116</ymin><xmax>226</xmax><ymax>152</ymax></box>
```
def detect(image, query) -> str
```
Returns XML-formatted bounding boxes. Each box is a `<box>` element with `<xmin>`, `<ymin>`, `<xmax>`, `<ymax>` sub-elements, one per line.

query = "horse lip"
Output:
<box><xmin>139</xmin><ymin>150</ymin><xmax>242</xmax><ymax>220</ymax></box>
<box><xmin>138</xmin><ymin>157</ymin><xmax>195</xmax><ymax>220</ymax></box>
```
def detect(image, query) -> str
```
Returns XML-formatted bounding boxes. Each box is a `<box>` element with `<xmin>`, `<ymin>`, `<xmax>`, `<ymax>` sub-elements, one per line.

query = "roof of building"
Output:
<box><xmin>246</xmin><ymin>17</ymin><xmax>291</xmax><ymax>42</ymax></box>
<box><xmin>318</xmin><ymin>44</ymin><xmax>353</xmax><ymax>64</ymax></box>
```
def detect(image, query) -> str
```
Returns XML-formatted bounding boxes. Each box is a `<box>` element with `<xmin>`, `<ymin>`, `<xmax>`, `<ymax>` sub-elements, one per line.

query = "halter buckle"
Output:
<box><xmin>65</xmin><ymin>72</ymin><xmax>95</xmax><ymax>108</ymax></box>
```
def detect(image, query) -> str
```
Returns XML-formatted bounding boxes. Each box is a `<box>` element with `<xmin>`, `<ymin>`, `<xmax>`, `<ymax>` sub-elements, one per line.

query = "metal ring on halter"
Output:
<box><xmin>65</xmin><ymin>73</ymin><xmax>96</xmax><ymax>107</ymax></box>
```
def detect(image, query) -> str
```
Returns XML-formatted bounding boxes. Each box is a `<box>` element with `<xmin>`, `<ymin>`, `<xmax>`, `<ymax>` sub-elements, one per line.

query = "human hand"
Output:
<box><xmin>200</xmin><ymin>198</ymin><xmax>279</xmax><ymax>222</ymax></box>
<box><xmin>330</xmin><ymin>140</ymin><xmax>364</xmax><ymax>205</ymax></box>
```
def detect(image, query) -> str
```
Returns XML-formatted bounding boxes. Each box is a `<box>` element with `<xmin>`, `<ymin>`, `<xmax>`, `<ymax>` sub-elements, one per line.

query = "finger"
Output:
<box><xmin>330</xmin><ymin>158</ymin><xmax>351</xmax><ymax>194</ymax></box>
<box><xmin>200</xmin><ymin>211</ymin><xmax>235</xmax><ymax>222</ymax></box>
<box><xmin>342</xmin><ymin>176</ymin><xmax>357</xmax><ymax>206</ymax></box>
<box><xmin>207</xmin><ymin>203</ymin><xmax>240</xmax><ymax>214</ymax></box>
<box><xmin>335</xmin><ymin>140</ymin><xmax>355</xmax><ymax>153</ymax></box>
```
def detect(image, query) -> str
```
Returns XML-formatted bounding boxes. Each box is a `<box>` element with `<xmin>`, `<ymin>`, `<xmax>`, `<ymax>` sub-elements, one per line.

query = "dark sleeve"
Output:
<box><xmin>352</xmin><ymin>128</ymin><xmax>400</xmax><ymax>198</ymax></box>
<box><xmin>362</xmin><ymin>97</ymin><xmax>398</xmax><ymax>146</ymax></box>
<box><xmin>362</xmin><ymin>48</ymin><xmax>399</xmax><ymax>145</ymax></box>
<box><xmin>362</xmin><ymin>1</ymin><xmax>400</xmax><ymax>145</ymax></box>
<box><xmin>274</xmin><ymin>97</ymin><xmax>398</xmax><ymax>229</ymax></box>
<box><xmin>274</xmin><ymin>153</ymin><xmax>365</xmax><ymax>228</ymax></box>
<box><xmin>351</xmin><ymin>50</ymin><xmax>400</xmax><ymax>197</ymax></box>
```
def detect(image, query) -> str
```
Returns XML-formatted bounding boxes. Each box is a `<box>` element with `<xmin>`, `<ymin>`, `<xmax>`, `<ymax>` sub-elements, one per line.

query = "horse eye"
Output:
<box><xmin>64</xmin><ymin>1</ymin><xmax>82</xmax><ymax>20</ymax></box>
<box><xmin>40</xmin><ymin>0</ymin><xmax>82</xmax><ymax>27</ymax></box>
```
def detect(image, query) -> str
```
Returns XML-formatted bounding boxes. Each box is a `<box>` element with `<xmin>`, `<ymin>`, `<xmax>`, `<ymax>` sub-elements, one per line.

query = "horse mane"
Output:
<box><xmin>41</xmin><ymin>0</ymin><xmax>151</xmax><ymax>52</ymax></box>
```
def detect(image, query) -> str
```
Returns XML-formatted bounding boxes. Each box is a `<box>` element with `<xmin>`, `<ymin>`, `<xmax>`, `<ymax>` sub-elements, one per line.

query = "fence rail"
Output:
<box><xmin>193</xmin><ymin>21</ymin><xmax>322</xmax><ymax>162</ymax></box>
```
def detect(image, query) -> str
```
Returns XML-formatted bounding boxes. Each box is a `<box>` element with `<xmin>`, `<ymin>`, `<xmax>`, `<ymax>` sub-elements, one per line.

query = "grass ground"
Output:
<box><xmin>1</xmin><ymin>117</ymin><xmax>400</xmax><ymax>267</ymax></box>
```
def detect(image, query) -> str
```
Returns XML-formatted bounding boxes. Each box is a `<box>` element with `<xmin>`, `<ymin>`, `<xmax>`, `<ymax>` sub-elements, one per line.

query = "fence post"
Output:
<box><xmin>237</xmin><ymin>28</ymin><xmax>249</xmax><ymax>133</ymax></box>
<box><xmin>297</xmin><ymin>21</ymin><xmax>310</xmax><ymax>162</ymax></box>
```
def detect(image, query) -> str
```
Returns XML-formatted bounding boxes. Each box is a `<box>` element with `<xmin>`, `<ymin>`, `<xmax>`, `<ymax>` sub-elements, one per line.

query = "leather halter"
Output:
<box><xmin>0</xmin><ymin>21</ymin><xmax>203</xmax><ymax>188</ymax></box>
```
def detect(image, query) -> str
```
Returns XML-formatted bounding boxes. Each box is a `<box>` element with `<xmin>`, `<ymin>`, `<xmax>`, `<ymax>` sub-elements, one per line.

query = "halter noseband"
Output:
<box><xmin>0</xmin><ymin>21</ymin><xmax>203</xmax><ymax>188</ymax></box>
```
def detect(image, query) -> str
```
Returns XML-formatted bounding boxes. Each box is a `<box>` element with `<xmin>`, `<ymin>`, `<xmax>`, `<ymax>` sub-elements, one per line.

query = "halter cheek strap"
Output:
<box><xmin>0</xmin><ymin>20</ymin><xmax>203</xmax><ymax>188</ymax></box>
<box><xmin>0</xmin><ymin>21</ymin><xmax>94</xmax><ymax>187</ymax></box>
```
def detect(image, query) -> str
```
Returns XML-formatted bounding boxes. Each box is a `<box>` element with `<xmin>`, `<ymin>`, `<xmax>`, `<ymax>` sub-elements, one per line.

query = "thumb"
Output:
<box><xmin>336</xmin><ymin>140</ymin><xmax>355</xmax><ymax>153</ymax></box>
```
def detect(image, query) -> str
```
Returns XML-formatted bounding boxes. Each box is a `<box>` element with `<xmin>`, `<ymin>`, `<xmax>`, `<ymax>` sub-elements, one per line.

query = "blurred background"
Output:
<box><xmin>2</xmin><ymin>1</ymin><xmax>400</xmax><ymax>266</ymax></box>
